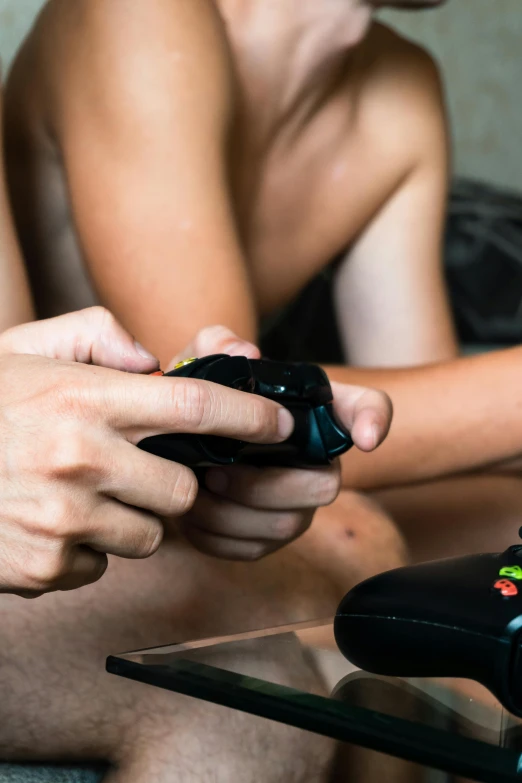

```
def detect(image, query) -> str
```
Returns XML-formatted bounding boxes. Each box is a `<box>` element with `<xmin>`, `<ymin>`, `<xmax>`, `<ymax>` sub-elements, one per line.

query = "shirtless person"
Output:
<box><xmin>7</xmin><ymin>0</ymin><xmax>522</xmax><ymax>547</ymax></box>
<box><xmin>0</xmin><ymin>0</ymin><xmax>520</xmax><ymax>779</ymax></box>
<box><xmin>0</xmin><ymin>66</ymin><xmax>401</xmax><ymax>782</ymax></box>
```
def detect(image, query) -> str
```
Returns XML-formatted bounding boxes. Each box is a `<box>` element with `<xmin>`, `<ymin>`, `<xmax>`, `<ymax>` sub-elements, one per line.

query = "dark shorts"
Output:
<box><xmin>259</xmin><ymin>262</ymin><xmax>346</xmax><ymax>365</ymax></box>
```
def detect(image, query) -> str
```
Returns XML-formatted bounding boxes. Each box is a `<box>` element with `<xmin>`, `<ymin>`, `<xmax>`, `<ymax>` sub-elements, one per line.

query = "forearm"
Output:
<box><xmin>326</xmin><ymin>348</ymin><xmax>522</xmax><ymax>490</ymax></box>
<box><xmin>0</xmin><ymin>228</ymin><xmax>34</xmax><ymax>331</ymax></box>
<box><xmin>0</xmin><ymin>102</ymin><xmax>34</xmax><ymax>330</ymax></box>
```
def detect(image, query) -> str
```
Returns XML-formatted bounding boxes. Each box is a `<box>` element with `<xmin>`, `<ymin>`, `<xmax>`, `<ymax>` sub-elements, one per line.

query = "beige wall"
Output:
<box><xmin>381</xmin><ymin>0</ymin><xmax>522</xmax><ymax>192</ymax></box>
<box><xmin>0</xmin><ymin>0</ymin><xmax>43</xmax><ymax>72</ymax></box>
<box><xmin>0</xmin><ymin>0</ymin><xmax>521</xmax><ymax>191</ymax></box>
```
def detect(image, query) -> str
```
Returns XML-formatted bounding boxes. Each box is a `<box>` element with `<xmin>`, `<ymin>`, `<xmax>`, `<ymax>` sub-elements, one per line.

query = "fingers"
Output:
<box><xmin>184</xmin><ymin>490</ymin><xmax>313</xmax><ymax>541</ymax></box>
<box><xmin>82</xmin><ymin>500</ymin><xmax>164</xmax><ymax>559</ymax></box>
<box><xmin>331</xmin><ymin>381</ymin><xmax>393</xmax><ymax>452</ymax></box>
<box><xmin>102</xmin><ymin>373</ymin><xmax>294</xmax><ymax>443</ymax></box>
<box><xmin>204</xmin><ymin>463</ymin><xmax>341</xmax><ymax>510</ymax></box>
<box><xmin>166</xmin><ymin>325</ymin><xmax>260</xmax><ymax>371</ymax></box>
<box><xmin>181</xmin><ymin>494</ymin><xmax>314</xmax><ymax>560</ymax></box>
<box><xmin>53</xmin><ymin>547</ymin><xmax>109</xmax><ymax>592</ymax></box>
<box><xmin>9</xmin><ymin>543</ymin><xmax>109</xmax><ymax>596</ymax></box>
<box><xmin>180</xmin><ymin>525</ymin><xmax>272</xmax><ymax>561</ymax></box>
<box><xmin>101</xmin><ymin>440</ymin><xmax>199</xmax><ymax>518</ymax></box>
<box><xmin>0</xmin><ymin>307</ymin><xmax>159</xmax><ymax>374</ymax></box>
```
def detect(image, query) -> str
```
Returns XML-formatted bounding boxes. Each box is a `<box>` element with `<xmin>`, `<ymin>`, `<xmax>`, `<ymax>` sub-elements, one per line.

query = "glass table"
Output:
<box><xmin>107</xmin><ymin>619</ymin><xmax>522</xmax><ymax>782</ymax></box>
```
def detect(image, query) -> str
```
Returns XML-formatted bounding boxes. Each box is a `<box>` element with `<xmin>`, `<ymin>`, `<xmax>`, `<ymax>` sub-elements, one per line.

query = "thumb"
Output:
<box><xmin>166</xmin><ymin>325</ymin><xmax>261</xmax><ymax>372</ymax></box>
<box><xmin>0</xmin><ymin>307</ymin><xmax>159</xmax><ymax>374</ymax></box>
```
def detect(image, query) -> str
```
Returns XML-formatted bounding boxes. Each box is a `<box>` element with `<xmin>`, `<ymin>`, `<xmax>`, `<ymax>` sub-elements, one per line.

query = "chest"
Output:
<box><xmin>230</xmin><ymin>105</ymin><xmax>399</xmax><ymax>315</ymax></box>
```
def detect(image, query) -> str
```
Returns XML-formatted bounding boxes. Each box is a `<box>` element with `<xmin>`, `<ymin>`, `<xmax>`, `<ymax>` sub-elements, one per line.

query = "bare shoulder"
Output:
<box><xmin>354</xmin><ymin>22</ymin><xmax>448</xmax><ymax>168</ymax></box>
<box><xmin>7</xmin><ymin>0</ymin><xmax>235</xmax><ymax>125</ymax></box>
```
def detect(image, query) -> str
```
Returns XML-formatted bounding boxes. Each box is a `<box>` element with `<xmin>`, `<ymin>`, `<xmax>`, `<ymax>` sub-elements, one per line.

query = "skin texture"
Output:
<box><xmin>0</xmin><ymin>88</ymin><xmax>33</xmax><ymax>329</ymax></box>
<box><xmin>4</xmin><ymin>0</ymin><xmax>457</xmax><ymax>373</ymax></box>
<box><xmin>0</xmin><ymin>79</ymin><xmax>393</xmax><ymax>593</ymax></box>
<box><xmin>0</xmin><ymin>47</ymin><xmax>398</xmax><ymax>777</ymax></box>
<box><xmin>5</xmin><ymin>0</ymin><xmax>522</xmax><ymax>493</ymax></box>
<box><xmin>0</xmin><ymin>309</ymin><xmax>395</xmax><ymax>596</ymax></box>
<box><xmin>8</xmin><ymin>0</ymin><xmax>518</xmax><ymax>494</ymax></box>
<box><xmin>1</xmin><ymin>0</ymin><xmax>519</xmax><ymax>779</ymax></box>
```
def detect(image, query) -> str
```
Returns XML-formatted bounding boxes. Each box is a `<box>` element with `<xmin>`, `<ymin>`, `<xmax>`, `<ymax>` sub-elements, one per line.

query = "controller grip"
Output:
<box><xmin>138</xmin><ymin>355</ymin><xmax>353</xmax><ymax>468</ymax></box>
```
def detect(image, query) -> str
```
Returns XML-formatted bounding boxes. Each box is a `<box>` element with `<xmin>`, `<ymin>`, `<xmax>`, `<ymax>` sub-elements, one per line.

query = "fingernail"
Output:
<box><xmin>134</xmin><ymin>340</ymin><xmax>158</xmax><ymax>361</ymax></box>
<box><xmin>371</xmin><ymin>424</ymin><xmax>380</xmax><ymax>449</ymax></box>
<box><xmin>278</xmin><ymin>408</ymin><xmax>295</xmax><ymax>440</ymax></box>
<box><xmin>206</xmin><ymin>469</ymin><xmax>230</xmax><ymax>495</ymax></box>
<box><xmin>225</xmin><ymin>341</ymin><xmax>253</xmax><ymax>356</ymax></box>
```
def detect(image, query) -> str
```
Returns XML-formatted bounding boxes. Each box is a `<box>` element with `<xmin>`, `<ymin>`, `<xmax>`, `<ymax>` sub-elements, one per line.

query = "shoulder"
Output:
<box><xmin>354</xmin><ymin>22</ymin><xmax>449</xmax><ymax>170</ymax></box>
<box><xmin>30</xmin><ymin>0</ymin><xmax>231</xmax><ymax>56</ymax></box>
<box><xmin>8</xmin><ymin>0</ymin><xmax>235</xmax><ymax>125</ymax></box>
<box><xmin>359</xmin><ymin>22</ymin><xmax>445</xmax><ymax>113</ymax></box>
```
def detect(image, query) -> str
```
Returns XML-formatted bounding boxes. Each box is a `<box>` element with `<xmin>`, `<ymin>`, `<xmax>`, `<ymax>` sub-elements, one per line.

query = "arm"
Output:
<box><xmin>0</xmin><ymin>87</ymin><xmax>34</xmax><ymax>330</ymax></box>
<box><xmin>0</xmin><ymin>310</ymin><xmax>392</xmax><ymax>594</ymax></box>
<box><xmin>329</xmin><ymin>348</ymin><xmax>522</xmax><ymax>491</ymax></box>
<box><xmin>326</xmin><ymin>41</ymin><xmax>501</xmax><ymax>490</ymax></box>
<box><xmin>49</xmin><ymin>0</ymin><xmax>255</xmax><ymax>367</ymax></box>
<box><xmin>334</xmin><ymin>43</ymin><xmax>458</xmax><ymax>367</ymax></box>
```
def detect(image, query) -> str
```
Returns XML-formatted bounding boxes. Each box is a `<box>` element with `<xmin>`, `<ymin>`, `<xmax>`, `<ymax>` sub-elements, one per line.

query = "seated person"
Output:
<box><xmin>2</xmin><ymin>0</ymin><xmax>520</xmax><ymax>778</ymax></box>
<box><xmin>7</xmin><ymin>0</ymin><xmax>522</xmax><ymax>559</ymax></box>
<box><xmin>0</xmin><ymin>73</ymin><xmax>397</xmax><ymax>780</ymax></box>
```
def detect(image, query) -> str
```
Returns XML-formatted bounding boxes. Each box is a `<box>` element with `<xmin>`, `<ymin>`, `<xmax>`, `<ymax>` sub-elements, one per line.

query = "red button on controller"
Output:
<box><xmin>493</xmin><ymin>579</ymin><xmax>518</xmax><ymax>597</ymax></box>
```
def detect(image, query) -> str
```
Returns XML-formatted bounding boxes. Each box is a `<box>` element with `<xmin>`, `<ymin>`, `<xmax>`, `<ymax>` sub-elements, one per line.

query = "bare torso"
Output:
<box><xmin>4</xmin><ymin>3</ymin><xmax>440</xmax><ymax>340</ymax></box>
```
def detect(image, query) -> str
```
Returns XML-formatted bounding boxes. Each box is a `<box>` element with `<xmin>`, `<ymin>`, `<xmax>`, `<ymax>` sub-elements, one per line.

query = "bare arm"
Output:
<box><xmin>328</xmin><ymin>347</ymin><xmax>522</xmax><ymax>491</ymax></box>
<box><xmin>335</xmin><ymin>42</ymin><xmax>458</xmax><ymax>367</ymax></box>
<box><xmin>45</xmin><ymin>10</ymin><xmax>520</xmax><ymax>495</ymax></box>
<box><xmin>0</xmin><ymin>87</ymin><xmax>34</xmax><ymax>330</ymax></box>
<box><xmin>327</xmin><ymin>41</ymin><xmax>500</xmax><ymax>490</ymax></box>
<box><xmin>48</xmin><ymin>0</ymin><xmax>255</xmax><ymax>367</ymax></box>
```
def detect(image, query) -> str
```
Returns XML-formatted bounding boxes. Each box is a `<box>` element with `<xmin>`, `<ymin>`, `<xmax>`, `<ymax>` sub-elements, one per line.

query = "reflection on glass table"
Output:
<box><xmin>107</xmin><ymin>619</ymin><xmax>522</xmax><ymax>783</ymax></box>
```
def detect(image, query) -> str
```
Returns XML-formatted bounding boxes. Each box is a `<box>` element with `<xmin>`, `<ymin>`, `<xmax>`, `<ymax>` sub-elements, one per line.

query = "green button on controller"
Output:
<box><xmin>499</xmin><ymin>565</ymin><xmax>522</xmax><ymax>580</ymax></box>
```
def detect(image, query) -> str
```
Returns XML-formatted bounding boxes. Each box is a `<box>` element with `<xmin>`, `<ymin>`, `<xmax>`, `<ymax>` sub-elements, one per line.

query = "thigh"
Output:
<box><xmin>374</xmin><ymin>473</ymin><xmax>522</xmax><ymax>563</ymax></box>
<box><xmin>0</xmin><ymin>491</ymin><xmax>404</xmax><ymax>767</ymax></box>
<box><xmin>0</xmin><ymin>528</ymin><xmax>341</xmax><ymax>764</ymax></box>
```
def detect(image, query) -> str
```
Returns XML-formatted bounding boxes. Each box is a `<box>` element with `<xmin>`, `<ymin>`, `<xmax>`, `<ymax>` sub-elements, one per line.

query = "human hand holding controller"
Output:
<box><xmin>140</xmin><ymin>355</ymin><xmax>353</xmax><ymax>467</ymax></box>
<box><xmin>140</xmin><ymin>325</ymin><xmax>393</xmax><ymax>561</ymax></box>
<box><xmin>0</xmin><ymin>310</ymin><xmax>297</xmax><ymax>597</ymax></box>
<box><xmin>0</xmin><ymin>313</ymin><xmax>392</xmax><ymax>594</ymax></box>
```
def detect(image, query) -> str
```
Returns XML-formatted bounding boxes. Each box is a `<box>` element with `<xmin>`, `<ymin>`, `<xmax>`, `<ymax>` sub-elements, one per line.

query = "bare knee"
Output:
<box><xmin>296</xmin><ymin>490</ymin><xmax>409</xmax><ymax>593</ymax></box>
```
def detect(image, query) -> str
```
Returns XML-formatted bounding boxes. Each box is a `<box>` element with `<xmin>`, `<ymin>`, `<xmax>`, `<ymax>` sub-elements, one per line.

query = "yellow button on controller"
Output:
<box><xmin>173</xmin><ymin>358</ymin><xmax>198</xmax><ymax>371</ymax></box>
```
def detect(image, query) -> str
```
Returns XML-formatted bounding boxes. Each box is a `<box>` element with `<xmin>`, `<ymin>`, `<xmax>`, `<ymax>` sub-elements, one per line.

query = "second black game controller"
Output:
<box><xmin>138</xmin><ymin>354</ymin><xmax>353</xmax><ymax>468</ymax></box>
<box><xmin>334</xmin><ymin>532</ymin><xmax>522</xmax><ymax>718</ymax></box>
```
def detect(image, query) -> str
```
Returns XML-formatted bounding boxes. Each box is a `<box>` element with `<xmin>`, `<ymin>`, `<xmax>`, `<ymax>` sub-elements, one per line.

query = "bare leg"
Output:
<box><xmin>0</xmin><ymin>492</ymin><xmax>406</xmax><ymax>782</ymax></box>
<box><xmin>374</xmin><ymin>473</ymin><xmax>522</xmax><ymax>562</ymax></box>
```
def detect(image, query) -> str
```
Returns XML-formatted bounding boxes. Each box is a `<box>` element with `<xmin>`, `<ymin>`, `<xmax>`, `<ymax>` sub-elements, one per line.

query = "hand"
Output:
<box><xmin>0</xmin><ymin>309</ymin><xmax>294</xmax><ymax>597</ymax></box>
<box><xmin>170</xmin><ymin>326</ymin><xmax>393</xmax><ymax>561</ymax></box>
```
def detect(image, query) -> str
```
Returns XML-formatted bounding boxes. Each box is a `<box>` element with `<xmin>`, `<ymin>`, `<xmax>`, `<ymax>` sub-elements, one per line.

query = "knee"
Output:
<box><xmin>303</xmin><ymin>490</ymin><xmax>409</xmax><ymax>592</ymax></box>
<box><xmin>333</xmin><ymin>490</ymin><xmax>407</xmax><ymax>555</ymax></box>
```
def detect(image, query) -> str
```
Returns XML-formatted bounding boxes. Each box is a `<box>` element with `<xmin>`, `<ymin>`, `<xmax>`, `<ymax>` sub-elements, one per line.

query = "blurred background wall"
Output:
<box><xmin>381</xmin><ymin>0</ymin><xmax>522</xmax><ymax>192</ymax></box>
<box><xmin>0</xmin><ymin>0</ymin><xmax>520</xmax><ymax>191</ymax></box>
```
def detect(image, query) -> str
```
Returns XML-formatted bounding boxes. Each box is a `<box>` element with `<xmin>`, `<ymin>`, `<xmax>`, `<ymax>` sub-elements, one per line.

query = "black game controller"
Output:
<box><xmin>334</xmin><ymin>533</ymin><xmax>522</xmax><ymax>718</ymax></box>
<box><xmin>138</xmin><ymin>355</ymin><xmax>353</xmax><ymax>468</ymax></box>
